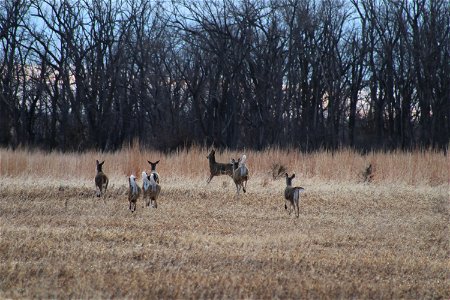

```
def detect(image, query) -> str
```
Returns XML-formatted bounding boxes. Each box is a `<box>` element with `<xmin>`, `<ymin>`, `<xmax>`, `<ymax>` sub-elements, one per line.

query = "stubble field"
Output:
<box><xmin>0</xmin><ymin>147</ymin><xmax>448</xmax><ymax>298</ymax></box>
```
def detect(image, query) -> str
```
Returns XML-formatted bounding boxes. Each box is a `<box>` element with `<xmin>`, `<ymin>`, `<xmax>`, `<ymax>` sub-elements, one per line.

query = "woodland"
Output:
<box><xmin>0</xmin><ymin>0</ymin><xmax>449</xmax><ymax>151</ymax></box>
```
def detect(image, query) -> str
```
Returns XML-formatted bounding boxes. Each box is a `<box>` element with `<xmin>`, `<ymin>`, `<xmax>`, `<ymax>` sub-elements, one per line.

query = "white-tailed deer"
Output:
<box><xmin>206</xmin><ymin>149</ymin><xmax>234</xmax><ymax>183</ymax></box>
<box><xmin>128</xmin><ymin>174</ymin><xmax>141</xmax><ymax>212</ymax></box>
<box><xmin>95</xmin><ymin>160</ymin><xmax>109</xmax><ymax>197</ymax></box>
<box><xmin>147</xmin><ymin>160</ymin><xmax>160</xmax><ymax>184</ymax></box>
<box><xmin>284</xmin><ymin>173</ymin><xmax>305</xmax><ymax>217</ymax></box>
<box><xmin>231</xmin><ymin>155</ymin><xmax>249</xmax><ymax>195</ymax></box>
<box><xmin>363</xmin><ymin>163</ymin><xmax>374</xmax><ymax>182</ymax></box>
<box><xmin>142</xmin><ymin>171</ymin><xmax>160</xmax><ymax>208</ymax></box>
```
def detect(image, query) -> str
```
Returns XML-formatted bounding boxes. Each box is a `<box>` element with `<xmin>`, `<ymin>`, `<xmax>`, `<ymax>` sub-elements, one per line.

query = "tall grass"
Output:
<box><xmin>0</xmin><ymin>145</ymin><xmax>448</xmax><ymax>298</ymax></box>
<box><xmin>0</xmin><ymin>145</ymin><xmax>447</xmax><ymax>186</ymax></box>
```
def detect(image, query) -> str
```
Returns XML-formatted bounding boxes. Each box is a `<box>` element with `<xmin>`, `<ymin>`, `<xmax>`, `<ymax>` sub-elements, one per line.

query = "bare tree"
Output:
<box><xmin>0</xmin><ymin>0</ymin><xmax>448</xmax><ymax>151</ymax></box>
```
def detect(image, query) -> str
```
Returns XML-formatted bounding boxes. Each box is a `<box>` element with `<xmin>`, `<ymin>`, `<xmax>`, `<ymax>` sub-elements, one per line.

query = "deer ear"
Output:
<box><xmin>155</xmin><ymin>160</ymin><xmax>160</xmax><ymax>164</ymax></box>
<box><xmin>285</xmin><ymin>173</ymin><xmax>289</xmax><ymax>177</ymax></box>
<box><xmin>291</xmin><ymin>173</ymin><xmax>295</xmax><ymax>179</ymax></box>
<box><xmin>96</xmin><ymin>160</ymin><xmax>99</xmax><ymax>165</ymax></box>
<box><xmin>148</xmin><ymin>160</ymin><xmax>151</xmax><ymax>165</ymax></box>
<box><xmin>100</xmin><ymin>161</ymin><xmax>104</xmax><ymax>166</ymax></box>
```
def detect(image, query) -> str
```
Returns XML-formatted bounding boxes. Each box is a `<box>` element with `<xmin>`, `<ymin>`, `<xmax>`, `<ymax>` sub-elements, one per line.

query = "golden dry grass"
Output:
<box><xmin>0</xmin><ymin>146</ymin><xmax>448</xmax><ymax>298</ymax></box>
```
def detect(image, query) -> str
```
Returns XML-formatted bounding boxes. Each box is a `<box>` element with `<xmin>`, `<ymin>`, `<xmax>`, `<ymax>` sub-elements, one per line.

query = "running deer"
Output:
<box><xmin>231</xmin><ymin>155</ymin><xmax>249</xmax><ymax>195</ymax></box>
<box><xmin>206</xmin><ymin>149</ymin><xmax>234</xmax><ymax>183</ymax></box>
<box><xmin>147</xmin><ymin>160</ymin><xmax>160</xmax><ymax>184</ymax></box>
<box><xmin>128</xmin><ymin>174</ymin><xmax>141</xmax><ymax>212</ymax></box>
<box><xmin>94</xmin><ymin>160</ymin><xmax>109</xmax><ymax>197</ymax></box>
<box><xmin>142</xmin><ymin>171</ymin><xmax>160</xmax><ymax>208</ymax></box>
<box><xmin>284</xmin><ymin>173</ymin><xmax>305</xmax><ymax>217</ymax></box>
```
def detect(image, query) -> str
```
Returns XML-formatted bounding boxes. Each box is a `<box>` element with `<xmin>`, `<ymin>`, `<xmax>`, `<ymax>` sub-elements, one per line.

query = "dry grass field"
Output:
<box><xmin>0</xmin><ymin>146</ymin><xmax>448</xmax><ymax>298</ymax></box>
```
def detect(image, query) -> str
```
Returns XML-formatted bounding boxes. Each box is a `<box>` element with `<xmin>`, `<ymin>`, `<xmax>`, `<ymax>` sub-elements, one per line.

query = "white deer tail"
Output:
<box><xmin>130</xmin><ymin>175</ymin><xmax>139</xmax><ymax>194</ymax></box>
<box><xmin>142</xmin><ymin>171</ymin><xmax>150</xmax><ymax>191</ymax></box>
<box><xmin>239</xmin><ymin>155</ymin><xmax>248</xmax><ymax>176</ymax></box>
<box><xmin>240</xmin><ymin>155</ymin><xmax>247</xmax><ymax>165</ymax></box>
<box><xmin>149</xmin><ymin>173</ymin><xmax>158</xmax><ymax>191</ymax></box>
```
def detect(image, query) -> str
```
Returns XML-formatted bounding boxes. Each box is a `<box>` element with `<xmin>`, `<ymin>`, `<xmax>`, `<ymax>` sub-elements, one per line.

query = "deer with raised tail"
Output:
<box><xmin>128</xmin><ymin>174</ymin><xmax>141</xmax><ymax>212</ymax></box>
<box><xmin>231</xmin><ymin>154</ymin><xmax>249</xmax><ymax>196</ymax></box>
<box><xmin>142</xmin><ymin>171</ymin><xmax>161</xmax><ymax>208</ymax></box>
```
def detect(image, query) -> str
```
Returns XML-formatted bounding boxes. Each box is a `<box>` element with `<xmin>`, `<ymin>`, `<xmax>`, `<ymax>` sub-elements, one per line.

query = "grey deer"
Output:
<box><xmin>142</xmin><ymin>171</ymin><xmax>161</xmax><ymax>208</ymax></box>
<box><xmin>284</xmin><ymin>173</ymin><xmax>305</xmax><ymax>217</ymax></box>
<box><xmin>231</xmin><ymin>155</ymin><xmax>249</xmax><ymax>195</ymax></box>
<box><xmin>128</xmin><ymin>174</ymin><xmax>141</xmax><ymax>212</ymax></box>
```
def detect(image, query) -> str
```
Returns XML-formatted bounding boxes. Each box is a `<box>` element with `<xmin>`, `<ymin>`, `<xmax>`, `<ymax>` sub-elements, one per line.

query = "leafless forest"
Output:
<box><xmin>0</xmin><ymin>0</ymin><xmax>449</xmax><ymax>151</ymax></box>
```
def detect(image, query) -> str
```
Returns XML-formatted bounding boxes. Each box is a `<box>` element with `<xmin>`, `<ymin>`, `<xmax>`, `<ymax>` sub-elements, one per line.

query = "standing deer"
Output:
<box><xmin>231</xmin><ymin>155</ymin><xmax>249</xmax><ymax>195</ymax></box>
<box><xmin>128</xmin><ymin>174</ymin><xmax>141</xmax><ymax>212</ymax></box>
<box><xmin>147</xmin><ymin>160</ymin><xmax>160</xmax><ymax>183</ymax></box>
<box><xmin>206</xmin><ymin>149</ymin><xmax>234</xmax><ymax>183</ymax></box>
<box><xmin>142</xmin><ymin>171</ymin><xmax>160</xmax><ymax>208</ymax></box>
<box><xmin>95</xmin><ymin>160</ymin><xmax>109</xmax><ymax>197</ymax></box>
<box><xmin>284</xmin><ymin>173</ymin><xmax>305</xmax><ymax>217</ymax></box>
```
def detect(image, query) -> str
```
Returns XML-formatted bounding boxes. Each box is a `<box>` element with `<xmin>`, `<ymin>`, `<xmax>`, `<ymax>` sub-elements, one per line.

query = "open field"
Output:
<box><xmin>0</xmin><ymin>147</ymin><xmax>448</xmax><ymax>298</ymax></box>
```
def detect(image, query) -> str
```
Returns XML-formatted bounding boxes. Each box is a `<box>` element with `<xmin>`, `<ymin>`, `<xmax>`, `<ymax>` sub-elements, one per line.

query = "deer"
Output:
<box><xmin>206</xmin><ymin>149</ymin><xmax>234</xmax><ymax>184</ymax></box>
<box><xmin>231</xmin><ymin>155</ymin><xmax>249</xmax><ymax>195</ymax></box>
<box><xmin>363</xmin><ymin>163</ymin><xmax>374</xmax><ymax>182</ymax></box>
<box><xmin>147</xmin><ymin>160</ymin><xmax>160</xmax><ymax>184</ymax></box>
<box><xmin>128</xmin><ymin>174</ymin><xmax>141</xmax><ymax>212</ymax></box>
<box><xmin>142</xmin><ymin>171</ymin><xmax>160</xmax><ymax>208</ymax></box>
<box><xmin>94</xmin><ymin>160</ymin><xmax>109</xmax><ymax>198</ymax></box>
<box><xmin>284</xmin><ymin>173</ymin><xmax>305</xmax><ymax>218</ymax></box>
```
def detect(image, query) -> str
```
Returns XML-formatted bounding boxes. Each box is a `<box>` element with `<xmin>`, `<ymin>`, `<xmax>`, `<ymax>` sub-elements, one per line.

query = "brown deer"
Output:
<box><xmin>231</xmin><ymin>155</ymin><xmax>249</xmax><ymax>195</ymax></box>
<box><xmin>95</xmin><ymin>160</ymin><xmax>109</xmax><ymax>197</ymax></box>
<box><xmin>284</xmin><ymin>173</ymin><xmax>305</xmax><ymax>218</ymax></box>
<box><xmin>363</xmin><ymin>164</ymin><xmax>374</xmax><ymax>182</ymax></box>
<box><xmin>142</xmin><ymin>171</ymin><xmax>160</xmax><ymax>208</ymax></box>
<box><xmin>206</xmin><ymin>149</ymin><xmax>234</xmax><ymax>183</ymax></box>
<box><xmin>128</xmin><ymin>174</ymin><xmax>141</xmax><ymax>212</ymax></box>
<box><xmin>147</xmin><ymin>160</ymin><xmax>160</xmax><ymax>184</ymax></box>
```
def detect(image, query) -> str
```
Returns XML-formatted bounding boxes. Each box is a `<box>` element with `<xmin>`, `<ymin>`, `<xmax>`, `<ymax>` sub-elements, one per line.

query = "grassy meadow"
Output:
<box><xmin>0</xmin><ymin>146</ymin><xmax>448</xmax><ymax>298</ymax></box>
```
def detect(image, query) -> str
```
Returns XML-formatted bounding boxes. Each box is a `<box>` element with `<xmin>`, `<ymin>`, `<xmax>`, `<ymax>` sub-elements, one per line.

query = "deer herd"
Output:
<box><xmin>95</xmin><ymin>149</ymin><xmax>305</xmax><ymax>217</ymax></box>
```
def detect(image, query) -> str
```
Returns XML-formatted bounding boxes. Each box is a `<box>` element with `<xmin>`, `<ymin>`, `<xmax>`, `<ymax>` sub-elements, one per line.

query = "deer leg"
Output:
<box><xmin>207</xmin><ymin>174</ymin><xmax>213</xmax><ymax>184</ymax></box>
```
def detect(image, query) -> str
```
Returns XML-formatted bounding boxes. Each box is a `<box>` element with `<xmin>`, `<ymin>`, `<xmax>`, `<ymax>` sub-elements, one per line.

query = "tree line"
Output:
<box><xmin>1</xmin><ymin>0</ymin><xmax>449</xmax><ymax>152</ymax></box>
